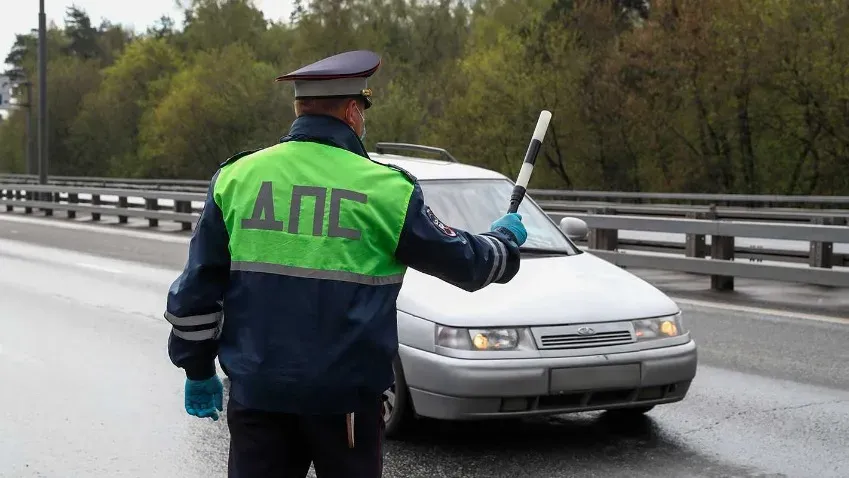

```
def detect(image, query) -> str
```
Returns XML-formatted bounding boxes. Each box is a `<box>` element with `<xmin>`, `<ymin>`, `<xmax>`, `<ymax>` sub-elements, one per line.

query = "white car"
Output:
<box><xmin>370</xmin><ymin>143</ymin><xmax>698</xmax><ymax>438</ymax></box>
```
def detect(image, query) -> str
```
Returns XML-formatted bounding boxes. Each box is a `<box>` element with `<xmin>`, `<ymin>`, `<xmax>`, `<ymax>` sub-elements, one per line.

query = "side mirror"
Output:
<box><xmin>559</xmin><ymin>217</ymin><xmax>588</xmax><ymax>240</ymax></box>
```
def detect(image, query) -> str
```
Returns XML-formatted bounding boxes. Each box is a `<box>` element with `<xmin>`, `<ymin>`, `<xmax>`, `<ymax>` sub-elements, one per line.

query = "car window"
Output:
<box><xmin>418</xmin><ymin>179</ymin><xmax>578</xmax><ymax>254</ymax></box>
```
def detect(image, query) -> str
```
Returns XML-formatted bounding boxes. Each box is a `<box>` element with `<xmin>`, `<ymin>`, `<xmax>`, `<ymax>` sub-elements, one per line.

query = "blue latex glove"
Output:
<box><xmin>184</xmin><ymin>375</ymin><xmax>223</xmax><ymax>421</ymax></box>
<box><xmin>491</xmin><ymin>213</ymin><xmax>527</xmax><ymax>246</ymax></box>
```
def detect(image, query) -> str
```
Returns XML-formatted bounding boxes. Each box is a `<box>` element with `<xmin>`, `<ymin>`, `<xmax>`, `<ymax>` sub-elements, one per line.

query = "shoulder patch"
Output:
<box><xmin>425</xmin><ymin>206</ymin><xmax>457</xmax><ymax>237</ymax></box>
<box><xmin>219</xmin><ymin>149</ymin><xmax>261</xmax><ymax>168</ymax></box>
<box><xmin>379</xmin><ymin>161</ymin><xmax>418</xmax><ymax>184</ymax></box>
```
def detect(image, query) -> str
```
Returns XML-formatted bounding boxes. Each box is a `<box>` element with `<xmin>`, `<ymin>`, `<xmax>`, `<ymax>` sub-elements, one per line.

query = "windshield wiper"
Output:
<box><xmin>519</xmin><ymin>247</ymin><xmax>571</xmax><ymax>255</ymax></box>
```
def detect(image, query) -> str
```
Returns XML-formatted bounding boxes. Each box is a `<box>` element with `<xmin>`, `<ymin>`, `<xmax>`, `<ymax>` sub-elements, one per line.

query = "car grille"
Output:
<box><xmin>540</xmin><ymin>330</ymin><xmax>633</xmax><ymax>349</ymax></box>
<box><xmin>532</xmin><ymin>323</ymin><xmax>635</xmax><ymax>350</ymax></box>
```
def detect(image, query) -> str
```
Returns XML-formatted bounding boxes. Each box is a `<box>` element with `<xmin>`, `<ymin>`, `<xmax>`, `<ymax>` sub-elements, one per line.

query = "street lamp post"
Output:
<box><xmin>37</xmin><ymin>0</ymin><xmax>48</xmax><ymax>186</ymax></box>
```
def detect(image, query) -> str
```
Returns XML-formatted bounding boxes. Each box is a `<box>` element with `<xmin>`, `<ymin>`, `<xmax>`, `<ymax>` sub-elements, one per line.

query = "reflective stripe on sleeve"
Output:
<box><xmin>172</xmin><ymin>327</ymin><xmax>219</xmax><ymax>341</ymax></box>
<box><xmin>481</xmin><ymin>236</ymin><xmax>505</xmax><ymax>287</ymax></box>
<box><xmin>493</xmin><ymin>238</ymin><xmax>508</xmax><ymax>281</ymax></box>
<box><xmin>165</xmin><ymin>311</ymin><xmax>223</xmax><ymax>327</ymax></box>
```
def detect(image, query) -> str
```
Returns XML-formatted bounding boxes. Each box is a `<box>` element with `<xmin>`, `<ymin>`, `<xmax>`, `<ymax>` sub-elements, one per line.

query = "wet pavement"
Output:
<box><xmin>629</xmin><ymin>268</ymin><xmax>849</xmax><ymax>318</ymax></box>
<box><xmin>1</xmin><ymin>215</ymin><xmax>849</xmax><ymax>477</ymax></box>
<box><xmin>2</xmin><ymin>212</ymin><xmax>848</xmax><ymax>317</ymax></box>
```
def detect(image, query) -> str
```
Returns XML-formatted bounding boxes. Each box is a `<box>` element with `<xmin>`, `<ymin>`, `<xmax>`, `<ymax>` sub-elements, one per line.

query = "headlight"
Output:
<box><xmin>436</xmin><ymin>325</ymin><xmax>526</xmax><ymax>351</ymax></box>
<box><xmin>633</xmin><ymin>313</ymin><xmax>685</xmax><ymax>341</ymax></box>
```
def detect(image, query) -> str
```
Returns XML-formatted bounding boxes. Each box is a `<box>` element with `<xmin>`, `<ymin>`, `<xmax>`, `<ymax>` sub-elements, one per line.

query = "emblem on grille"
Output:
<box><xmin>576</xmin><ymin>327</ymin><xmax>596</xmax><ymax>336</ymax></box>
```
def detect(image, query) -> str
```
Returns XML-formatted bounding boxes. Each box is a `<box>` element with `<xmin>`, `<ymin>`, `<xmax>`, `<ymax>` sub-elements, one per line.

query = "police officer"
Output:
<box><xmin>164</xmin><ymin>50</ymin><xmax>527</xmax><ymax>478</ymax></box>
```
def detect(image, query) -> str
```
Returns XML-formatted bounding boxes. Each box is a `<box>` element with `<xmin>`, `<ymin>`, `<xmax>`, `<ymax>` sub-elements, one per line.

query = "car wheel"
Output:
<box><xmin>383</xmin><ymin>355</ymin><xmax>415</xmax><ymax>439</ymax></box>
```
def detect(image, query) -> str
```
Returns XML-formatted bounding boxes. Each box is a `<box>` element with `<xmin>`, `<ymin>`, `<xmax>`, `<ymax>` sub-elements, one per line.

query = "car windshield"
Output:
<box><xmin>418</xmin><ymin>179</ymin><xmax>578</xmax><ymax>254</ymax></box>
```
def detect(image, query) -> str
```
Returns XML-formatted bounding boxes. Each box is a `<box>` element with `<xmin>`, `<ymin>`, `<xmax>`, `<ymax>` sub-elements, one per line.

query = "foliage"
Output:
<box><xmin>0</xmin><ymin>0</ymin><xmax>847</xmax><ymax>194</ymax></box>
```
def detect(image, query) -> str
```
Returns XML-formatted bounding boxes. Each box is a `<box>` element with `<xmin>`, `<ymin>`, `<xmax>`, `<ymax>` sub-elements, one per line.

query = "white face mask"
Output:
<box><xmin>355</xmin><ymin>105</ymin><xmax>366</xmax><ymax>141</ymax></box>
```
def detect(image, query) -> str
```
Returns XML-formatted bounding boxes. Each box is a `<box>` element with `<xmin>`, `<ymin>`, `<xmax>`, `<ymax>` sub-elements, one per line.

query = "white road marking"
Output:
<box><xmin>672</xmin><ymin>296</ymin><xmax>848</xmax><ymax>325</ymax></box>
<box><xmin>74</xmin><ymin>262</ymin><xmax>124</xmax><ymax>274</ymax></box>
<box><xmin>0</xmin><ymin>213</ymin><xmax>190</xmax><ymax>244</ymax></box>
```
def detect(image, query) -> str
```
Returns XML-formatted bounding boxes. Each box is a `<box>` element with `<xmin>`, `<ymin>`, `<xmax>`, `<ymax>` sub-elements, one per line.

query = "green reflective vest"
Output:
<box><xmin>213</xmin><ymin>140</ymin><xmax>416</xmax><ymax>286</ymax></box>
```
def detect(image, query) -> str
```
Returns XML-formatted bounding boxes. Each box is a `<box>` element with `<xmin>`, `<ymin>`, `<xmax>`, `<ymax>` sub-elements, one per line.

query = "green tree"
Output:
<box><xmin>136</xmin><ymin>43</ymin><xmax>290</xmax><ymax>179</ymax></box>
<box><xmin>67</xmin><ymin>37</ymin><xmax>184</xmax><ymax>177</ymax></box>
<box><xmin>1</xmin><ymin>0</ymin><xmax>847</xmax><ymax>196</ymax></box>
<box><xmin>42</xmin><ymin>55</ymin><xmax>104</xmax><ymax>176</ymax></box>
<box><xmin>0</xmin><ymin>111</ymin><xmax>28</xmax><ymax>173</ymax></box>
<box><xmin>179</xmin><ymin>0</ymin><xmax>269</xmax><ymax>53</ymax></box>
<box><xmin>425</xmin><ymin>0</ymin><xmax>594</xmax><ymax>189</ymax></box>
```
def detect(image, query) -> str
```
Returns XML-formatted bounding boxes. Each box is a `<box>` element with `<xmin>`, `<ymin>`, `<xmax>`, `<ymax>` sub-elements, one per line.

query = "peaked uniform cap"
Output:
<box><xmin>276</xmin><ymin>50</ymin><xmax>381</xmax><ymax>109</ymax></box>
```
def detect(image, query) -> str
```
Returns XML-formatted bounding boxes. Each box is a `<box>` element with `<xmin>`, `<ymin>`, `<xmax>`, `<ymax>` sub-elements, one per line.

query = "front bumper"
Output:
<box><xmin>398</xmin><ymin>339</ymin><xmax>697</xmax><ymax>420</ymax></box>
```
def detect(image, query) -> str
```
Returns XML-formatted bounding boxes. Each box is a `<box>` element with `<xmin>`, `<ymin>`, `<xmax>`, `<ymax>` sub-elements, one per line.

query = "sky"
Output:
<box><xmin>1</xmin><ymin>0</ymin><xmax>296</xmax><ymax>71</ymax></box>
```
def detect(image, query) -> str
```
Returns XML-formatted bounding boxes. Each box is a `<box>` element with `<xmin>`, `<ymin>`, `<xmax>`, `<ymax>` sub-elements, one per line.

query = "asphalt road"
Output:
<box><xmin>1</xmin><ymin>215</ymin><xmax>848</xmax><ymax>477</ymax></box>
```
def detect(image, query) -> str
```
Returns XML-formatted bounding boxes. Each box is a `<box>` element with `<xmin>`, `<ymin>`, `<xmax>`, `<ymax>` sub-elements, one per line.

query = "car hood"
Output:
<box><xmin>397</xmin><ymin>251</ymin><xmax>680</xmax><ymax>328</ymax></box>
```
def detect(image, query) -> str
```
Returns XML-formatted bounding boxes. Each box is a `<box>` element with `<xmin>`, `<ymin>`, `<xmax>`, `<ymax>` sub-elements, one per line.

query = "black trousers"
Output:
<box><xmin>226</xmin><ymin>395</ymin><xmax>386</xmax><ymax>478</ymax></box>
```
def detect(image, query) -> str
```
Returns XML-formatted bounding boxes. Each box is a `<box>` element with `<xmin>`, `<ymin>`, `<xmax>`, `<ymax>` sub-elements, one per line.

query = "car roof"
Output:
<box><xmin>367</xmin><ymin>152</ymin><xmax>510</xmax><ymax>182</ymax></box>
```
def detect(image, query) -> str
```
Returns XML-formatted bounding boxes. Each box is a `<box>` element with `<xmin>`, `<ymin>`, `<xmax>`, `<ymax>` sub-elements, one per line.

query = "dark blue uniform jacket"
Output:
<box><xmin>166</xmin><ymin>114</ymin><xmax>521</xmax><ymax>414</ymax></box>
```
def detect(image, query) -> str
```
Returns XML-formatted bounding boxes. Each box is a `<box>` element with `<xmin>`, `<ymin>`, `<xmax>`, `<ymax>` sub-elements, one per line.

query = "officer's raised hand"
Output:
<box><xmin>184</xmin><ymin>375</ymin><xmax>224</xmax><ymax>421</ymax></box>
<box><xmin>491</xmin><ymin>213</ymin><xmax>527</xmax><ymax>246</ymax></box>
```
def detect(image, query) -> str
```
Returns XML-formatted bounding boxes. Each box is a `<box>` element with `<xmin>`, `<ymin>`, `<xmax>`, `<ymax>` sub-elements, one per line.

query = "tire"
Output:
<box><xmin>382</xmin><ymin>355</ymin><xmax>415</xmax><ymax>439</ymax></box>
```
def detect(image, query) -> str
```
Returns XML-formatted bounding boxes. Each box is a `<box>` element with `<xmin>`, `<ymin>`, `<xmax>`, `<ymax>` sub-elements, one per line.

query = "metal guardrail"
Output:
<box><xmin>530</xmin><ymin>189</ymin><xmax>849</xmax><ymax>207</ymax></box>
<box><xmin>564</xmin><ymin>212</ymin><xmax>849</xmax><ymax>289</ymax></box>
<box><xmin>0</xmin><ymin>173</ymin><xmax>209</xmax><ymax>192</ymax></box>
<box><xmin>5</xmin><ymin>173</ymin><xmax>849</xmax><ymax>208</ymax></box>
<box><xmin>0</xmin><ymin>183</ymin><xmax>202</xmax><ymax>231</ymax></box>
<box><xmin>541</xmin><ymin>202</ymin><xmax>849</xmax><ymax>224</ymax></box>
<box><xmin>1</xmin><ymin>181</ymin><xmax>848</xmax><ymax>290</ymax></box>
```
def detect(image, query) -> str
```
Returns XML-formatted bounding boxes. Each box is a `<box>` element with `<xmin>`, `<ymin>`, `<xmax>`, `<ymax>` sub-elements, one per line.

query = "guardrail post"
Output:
<box><xmin>685</xmin><ymin>212</ymin><xmax>707</xmax><ymax>258</ymax></box>
<box><xmin>13</xmin><ymin>189</ymin><xmax>23</xmax><ymax>212</ymax></box>
<box><xmin>710</xmin><ymin>234</ymin><xmax>735</xmax><ymax>291</ymax></box>
<box><xmin>587</xmin><ymin>208</ymin><xmax>618</xmax><ymax>251</ymax></box>
<box><xmin>67</xmin><ymin>193</ymin><xmax>78</xmax><ymax>219</ymax></box>
<box><xmin>174</xmin><ymin>200</ymin><xmax>192</xmax><ymax>231</ymax></box>
<box><xmin>91</xmin><ymin>194</ymin><xmax>101</xmax><ymax>221</ymax></box>
<box><xmin>118</xmin><ymin>196</ymin><xmax>128</xmax><ymax>224</ymax></box>
<box><xmin>808</xmin><ymin>217</ymin><xmax>834</xmax><ymax>269</ymax></box>
<box><xmin>42</xmin><ymin>191</ymin><xmax>53</xmax><ymax>217</ymax></box>
<box><xmin>24</xmin><ymin>190</ymin><xmax>32</xmax><ymax>214</ymax></box>
<box><xmin>146</xmin><ymin>198</ymin><xmax>159</xmax><ymax>228</ymax></box>
<box><xmin>3</xmin><ymin>188</ymin><xmax>11</xmax><ymax>212</ymax></box>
